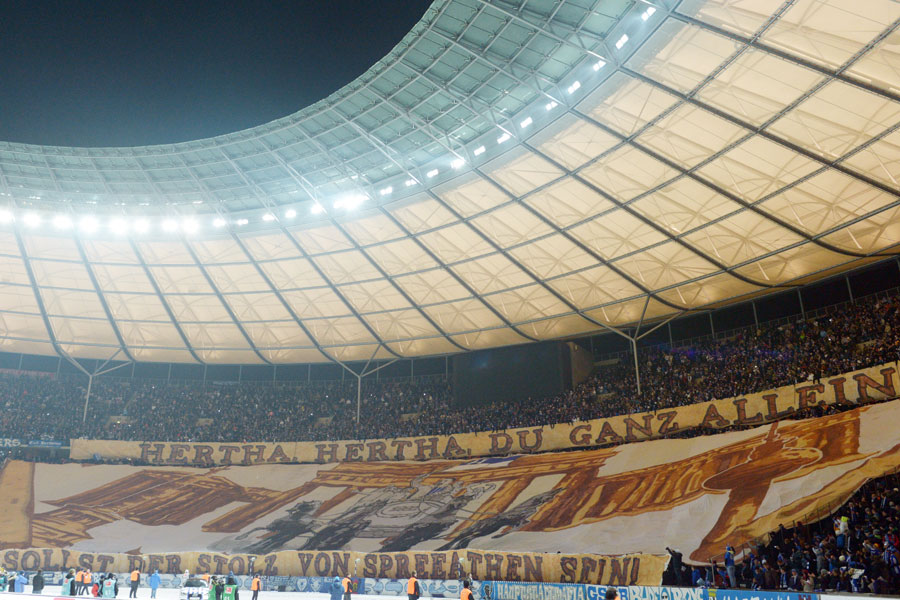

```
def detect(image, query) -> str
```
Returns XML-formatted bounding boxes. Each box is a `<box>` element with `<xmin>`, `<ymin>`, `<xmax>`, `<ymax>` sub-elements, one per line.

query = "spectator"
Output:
<box><xmin>32</xmin><ymin>570</ymin><xmax>44</xmax><ymax>595</ymax></box>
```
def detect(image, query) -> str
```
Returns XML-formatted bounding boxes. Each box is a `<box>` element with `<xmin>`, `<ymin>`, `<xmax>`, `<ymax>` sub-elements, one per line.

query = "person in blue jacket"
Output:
<box><xmin>14</xmin><ymin>572</ymin><xmax>28</xmax><ymax>593</ymax></box>
<box><xmin>148</xmin><ymin>571</ymin><xmax>161</xmax><ymax>599</ymax></box>
<box><xmin>329</xmin><ymin>576</ymin><xmax>342</xmax><ymax>600</ymax></box>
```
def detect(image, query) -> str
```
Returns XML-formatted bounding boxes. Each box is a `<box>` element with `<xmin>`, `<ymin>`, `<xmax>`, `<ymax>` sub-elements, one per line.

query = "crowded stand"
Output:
<box><xmin>667</xmin><ymin>472</ymin><xmax>900</xmax><ymax>595</ymax></box>
<box><xmin>0</xmin><ymin>290</ymin><xmax>897</xmax><ymax>445</ymax></box>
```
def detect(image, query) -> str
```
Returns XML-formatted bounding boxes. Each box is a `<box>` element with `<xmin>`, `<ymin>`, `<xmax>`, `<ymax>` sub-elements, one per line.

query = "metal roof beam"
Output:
<box><xmin>179</xmin><ymin>240</ymin><xmax>273</xmax><ymax>365</ymax></box>
<box><xmin>127</xmin><ymin>238</ymin><xmax>206</xmax><ymax>364</ymax></box>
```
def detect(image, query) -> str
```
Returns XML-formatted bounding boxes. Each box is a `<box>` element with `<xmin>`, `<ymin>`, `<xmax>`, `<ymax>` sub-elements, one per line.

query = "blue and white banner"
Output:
<box><xmin>709</xmin><ymin>590</ymin><xmax>817</xmax><ymax>600</ymax></box>
<box><xmin>27</xmin><ymin>439</ymin><xmax>64</xmax><ymax>447</ymax></box>
<box><xmin>490</xmin><ymin>581</ymin><xmax>632</xmax><ymax>600</ymax></box>
<box><xmin>629</xmin><ymin>586</ymin><xmax>707</xmax><ymax>600</ymax></box>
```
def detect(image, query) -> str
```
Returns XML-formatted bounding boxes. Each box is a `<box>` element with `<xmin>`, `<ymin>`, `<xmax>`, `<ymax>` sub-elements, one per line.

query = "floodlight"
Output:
<box><xmin>642</xmin><ymin>7</ymin><xmax>656</xmax><ymax>20</ymax></box>
<box><xmin>545</xmin><ymin>101</ymin><xmax>558</xmax><ymax>110</ymax></box>
<box><xmin>182</xmin><ymin>219</ymin><xmax>199</xmax><ymax>234</ymax></box>
<box><xmin>426</xmin><ymin>169</ymin><xmax>439</xmax><ymax>178</ymax></box>
<box><xmin>567</xmin><ymin>81</ymin><xmax>581</xmax><ymax>94</ymax></box>
<box><xmin>162</xmin><ymin>219</ymin><xmax>179</xmax><ymax>232</ymax></box>
<box><xmin>616</xmin><ymin>34</ymin><xmax>629</xmax><ymax>49</ymax></box>
<box><xmin>0</xmin><ymin>210</ymin><xmax>12</xmax><ymax>224</ymax></box>
<box><xmin>520</xmin><ymin>117</ymin><xmax>533</xmax><ymax>128</ymax></box>
<box><xmin>213</xmin><ymin>218</ymin><xmax>227</xmax><ymax>228</ymax></box>
<box><xmin>473</xmin><ymin>146</ymin><xmax>486</xmax><ymax>156</ymax></box>
<box><xmin>23</xmin><ymin>213</ymin><xmax>41</xmax><ymax>228</ymax></box>
<box><xmin>109</xmin><ymin>218</ymin><xmax>128</xmax><ymax>234</ymax></box>
<box><xmin>593</xmin><ymin>59</ymin><xmax>606</xmax><ymax>71</ymax></box>
<box><xmin>310</xmin><ymin>203</ymin><xmax>325</xmax><ymax>215</ymax></box>
<box><xmin>262</xmin><ymin>213</ymin><xmax>276</xmax><ymax>222</ymax></box>
<box><xmin>284</xmin><ymin>209</ymin><xmax>297</xmax><ymax>219</ymax></box>
<box><xmin>379</xmin><ymin>186</ymin><xmax>393</xmax><ymax>196</ymax></box>
<box><xmin>335</xmin><ymin>194</ymin><xmax>366</xmax><ymax>210</ymax></box>
<box><xmin>404</xmin><ymin>179</ymin><xmax>417</xmax><ymax>187</ymax></box>
<box><xmin>53</xmin><ymin>215</ymin><xmax>73</xmax><ymax>230</ymax></box>
<box><xmin>451</xmin><ymin>158</ymin><xmax>465</xmax><ymax>169</ymax></box>
<box><xmin>79</xmin><ymin>216</ymin><xmax>99</xmax><ymax>234</ymax></box>
<box><xmin>134</xmin><ymin>219</ymin><xmax>150</xmax><ymax>234</ymax></box>
<box><xmin>236</xmin><ymin>218</ymin><xmax>249</xmax><ymax>226</ymax></box>
<box><xmin>497</xmin><ymin>132</ymin><xmax>511</xmax><ymax>143</ymax></box>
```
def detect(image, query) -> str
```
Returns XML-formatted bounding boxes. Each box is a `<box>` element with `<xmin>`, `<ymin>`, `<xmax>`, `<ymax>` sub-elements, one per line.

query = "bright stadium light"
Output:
<box><xmin>616</xmin><ymin>34</ymin><xmax>629</xmax><ymax>49</ymax></box>
<box><xmin>79</xmin><ymin>216</ymin><xmax>99</xmax><ymax>234</ymax></box>
<box><xmin>567</xmin><ymin>81</ymin><xmax>581</xmax><ymax>94</ymax></box>
<box><xmin>0</xmin><ymin>210</ymin><xmax>13</xmax><ymax>224</ymax></box>
<box><xmin>23</xmin><ymin>213</ymin><xmax>41</xmax><ymax>228</ymax></box>
<box><xmin>162</xmin><ymin>219</ymin><xmax>179</xmax><ymax>233</ymax></box>
<box><xmin>134</xmin><ymin>219</ymin><xmax>150</xmax><ymax>234</ymax></box>
<box><xmin>473</xmin><ymin>145</ymin><xmax>486</xmax><ymax>156</ymax></box>
<box><xmin>182</xmin><ymin>218</ymin><xmax>199</xmax><ymax>234</ymax></box>
<box><xmin>593</xmin><ymin>59</ymin><xmax>606</xmax><ymax>71</ymax></box>
<box><xmin>520</xmin><ymin>117</ymin><xmax>533</xmax><ymax>129</ymax></box>
<box><xmin>53</xmin><ymin>215</ymin><xmax>73</xmax><ymax>230</ymax></box>
<box><xmin>546</xmin><ymin>101</ymin><xmax>558</xmax><ymax>110</ymax></box>
<box><xmin>236</xmin><ymin>218</ymin><xmax>249</xmax><ymax>226</ymax></box>
<box><xmin>405</xmin><ymin>178</ymin><xmax>417</xmax><ymax>187</ymax></box>
<box><xmin>109</xmin><ymin>217</ymin><xmax>129</xmax><ymax>234</ymax></box>
<box><xmin>426</xmin><ymin>169</ymin><xmax>439</xmax><ymax>178</ymax></box>
<box><xmin>284</xmin><ymin>209</ymin><xmax>297</xmax><ymax>219</ymax></box>
<box><xmin>379</xmin><ymin>186</ymin><xmax>393</xmax><ymax>196</ymax></box>
<box><xmin>310</xmin><ymin>203</ymin><xmax>325</xmax><ymax>215</ymax></box>
<box><xmin>497</xmin><ymin>132</ymin><xmax>511</xmax><ymax>143</ymax></box>
<box><xmin>642</xmin><ymin>6</ymin><xmax>656</xmax><ymax>20</ymax></box>
<box><xmin>213</xmin><ymin>217</ymin><xmax>227</xmax><ymax>228</ymax></box>
<box><xmin>451</xmin><ymin>158</ymin><xmax>465</xmax><ymax>169</ymax></box>
<box><xmin>335</xmin><ymin>194</ymin><xmax>366</xmax><ymax>210</ymax></box>
<box><xmin>262</xmin><ymin>213</ymin><xmax>276</xmax><ymax>222</ymax></box>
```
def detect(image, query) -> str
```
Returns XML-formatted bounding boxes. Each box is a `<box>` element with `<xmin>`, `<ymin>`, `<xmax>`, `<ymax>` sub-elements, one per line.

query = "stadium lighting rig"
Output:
<box><xmin>0</xmin><ymin>2</ymin><xmax>650</xmax><ymax>242</ymax></box>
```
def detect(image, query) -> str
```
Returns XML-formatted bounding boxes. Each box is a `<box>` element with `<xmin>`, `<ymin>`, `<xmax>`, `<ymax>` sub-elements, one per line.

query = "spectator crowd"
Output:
<box><xmin>666</xmin><ymin>473</ymin><xmax>900</xmax><ymax>595</ymax></box>
<box><xmin>0</xmin><ymin>290</ymin><xmax>897</xmax><ymax>445</ymax></box>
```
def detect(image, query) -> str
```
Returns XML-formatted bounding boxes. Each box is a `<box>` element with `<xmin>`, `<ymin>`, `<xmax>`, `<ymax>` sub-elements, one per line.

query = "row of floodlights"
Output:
<box><xmin>0</xmin><ymin>206</ymin><xmax>313</xmax><ymax>235</ymax></box>
<box><xmin>0</xmin><ymin>12</ymin><xmax>658</xmax><ymax>236</ymax></box>
<box><xmin>360</xmin><ymin>7</ymin><xmax>653</xmax><ymax>189</ymax></box>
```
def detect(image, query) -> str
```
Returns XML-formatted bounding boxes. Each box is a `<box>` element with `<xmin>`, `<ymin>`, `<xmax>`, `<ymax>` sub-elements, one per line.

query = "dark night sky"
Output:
<box><xmin>0</xmin><ymin>1</ymin><xmax>430</xmax><ymax>148</ymax></box>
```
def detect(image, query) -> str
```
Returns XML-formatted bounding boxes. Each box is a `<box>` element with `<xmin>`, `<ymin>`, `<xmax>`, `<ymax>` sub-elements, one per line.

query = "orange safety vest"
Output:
<box><xmin>251</xmin><ymin>578</ymin><xmax>260</xmax><ymax>591</ymax></box>
<box><xmin>342</xmin><ymin>577</ymin><xmax>351</xmax><ymax>593</ymax></box>
<box><xmin>131</xmin><ymin>571</ymin><xmax>140</xmax><ymax>582</ymax></box>
<box><xmin>201</xmin><ymin>574</ymin><xmax>210</xmax><ymax>582</ymax></box>
<box><xmin>407</xmin><ymin>577</ymin><xmax>417</xmax><ymax>595</ymax></box>
<box><xmin>84</xmin><ymin>573</ymin><xmax>93</xmax><ymax>584</ymax></box>
<box><xmin>460</xmin><ymin>588</ymin><xmax>473</xmax><ymax>600</ymax></box>
<box><xmin>76</xmin><ymin>572</ymin><xmax>85</xmax><ymax>583</ymax></box>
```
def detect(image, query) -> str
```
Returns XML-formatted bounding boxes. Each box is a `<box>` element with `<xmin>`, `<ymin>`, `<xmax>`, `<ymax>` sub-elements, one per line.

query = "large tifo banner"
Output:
<box><xmin>5</xmin><ymin>401</ymin><xmax>900</xmax><ymax>579</ymax></box>
<box><xmin>70</xmin><ymin>361</ymin><xmax>899</xmax><ymax>465</ymax></box>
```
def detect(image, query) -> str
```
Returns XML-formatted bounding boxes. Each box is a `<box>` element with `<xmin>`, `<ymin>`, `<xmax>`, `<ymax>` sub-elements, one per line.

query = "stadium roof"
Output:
<box><xmin>0</xmin><ymin>0</ymin><xmax>898</xmax><ymax>365</ymax></box>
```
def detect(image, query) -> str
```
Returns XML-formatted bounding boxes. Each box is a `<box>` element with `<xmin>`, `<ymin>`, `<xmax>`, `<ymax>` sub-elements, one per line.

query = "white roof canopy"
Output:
<box><xmin>0</xmin><ymin>0</ymin><xmax>898</xmax><ymax>364</ymax></box>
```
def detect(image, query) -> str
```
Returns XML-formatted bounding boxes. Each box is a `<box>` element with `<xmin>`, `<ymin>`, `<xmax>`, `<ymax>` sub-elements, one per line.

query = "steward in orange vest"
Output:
<box><xmin>251</xmin><ymin>574</ymin><xmax>261</xmax><ymax>600</ymax></box>
<box><xmin>460</xmin><ymin>580</ymin><xmax>473</xmax><ymax>600</ymax></box>
<box><xmin>129</xmin><ymin>569</ymin><xmax>140</xmax><ymax>598</ymax></box>
<box><xmin>407</xmin><ymin>572</ymin><xmax>420</xmax><ymax>600</ymax></box>
<box><xmin>341</xmin><ymin>576</ymin><xmax>352</xmax><ymax>600</ymax></box>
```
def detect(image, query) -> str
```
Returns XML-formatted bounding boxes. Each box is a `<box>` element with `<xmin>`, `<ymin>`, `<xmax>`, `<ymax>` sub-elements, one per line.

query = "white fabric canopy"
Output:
<box><xmin>0</xmin><ymin>0</ymin><xmax>898</xmax><ymax>363</ymax></box>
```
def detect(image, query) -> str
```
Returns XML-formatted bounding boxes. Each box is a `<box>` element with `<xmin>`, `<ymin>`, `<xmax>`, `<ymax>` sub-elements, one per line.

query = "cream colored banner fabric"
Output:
<box><xmin>4</xmin><ymin>398</ymin><xmax>900</xmax><ymax>582</ymax></box>
<box><xmin>0</xmin><ymin>549</ymin><xmax>665</xmax><ymax>586</ymax></box>
<box><xmin>70</xmin><ymin>361</ymin><xmax>899</xmax><ymax>465</ymax></box>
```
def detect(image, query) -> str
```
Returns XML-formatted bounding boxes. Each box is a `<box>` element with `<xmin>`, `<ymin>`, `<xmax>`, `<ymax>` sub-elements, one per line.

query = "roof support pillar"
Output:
<box><xmin>632</xmin><ymin>337</ymin><xmax>641</xmax><ymax>397</ymax></box>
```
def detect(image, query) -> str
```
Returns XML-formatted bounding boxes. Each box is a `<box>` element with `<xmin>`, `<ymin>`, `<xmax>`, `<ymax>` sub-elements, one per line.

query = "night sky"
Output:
<box><xmin>0</xmin><ymin>1</ymin><xmax>430</xmax><ymax>148</ymax></box>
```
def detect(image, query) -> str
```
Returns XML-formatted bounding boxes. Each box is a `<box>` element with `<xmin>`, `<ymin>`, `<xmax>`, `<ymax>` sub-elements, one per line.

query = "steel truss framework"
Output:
<box><xmin>0</xmin><ymin>0</ymin><xmax>897</xmax><ymax>368</ymax></box>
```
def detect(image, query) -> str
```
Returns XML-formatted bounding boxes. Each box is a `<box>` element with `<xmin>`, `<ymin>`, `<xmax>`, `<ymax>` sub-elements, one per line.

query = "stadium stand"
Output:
<box><xmin>0</xmin><ymin>289</ymin><xmax>897</xmax><ymax>446</ymax></box>
<box><xmin>732</xmin><ymin>473</ymin><xmax>899</xmax><ymax>595</ymax></box>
